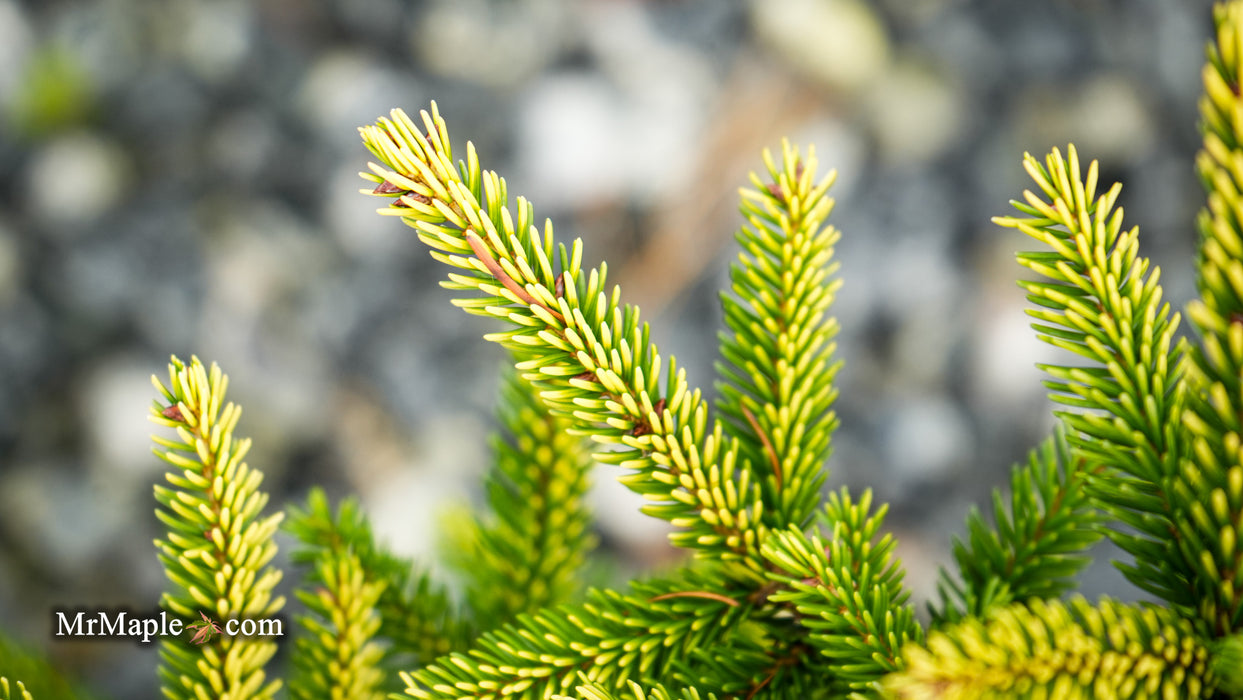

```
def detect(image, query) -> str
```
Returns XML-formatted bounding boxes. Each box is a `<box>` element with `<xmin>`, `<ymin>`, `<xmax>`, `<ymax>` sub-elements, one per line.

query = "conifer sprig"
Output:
<box><xmin>149</xmin><ymin>356</ymin><xmax>284</xmax><ymax>700</ymax></box>
<box><xmin>761</xmin><ymin>489</ymin><xmax>921</xmax><ymax>696</ymax></box>
<box><xmin>1182</xmin><ymin>0</ymin><xmax>1243</xmax><ymax>637</ymax></box>
<box><xmin>449</xmin><ymin>368</ymin><xmax>595</xmax><ymax>623</ymax></box>
<box><xmin>930</xmin><ymin>429</ymin><xmax>1105</xmax><ymax>625</ymax></box>
<box><xmin>286</xmin><ymin>490</ymin><xmax>469</xmax><ymax>669</ymax></box>
<box><xmin>401</xmin><ymin>573</ymin><xmax>752</xmax><ymax>700</ymax></box>
<box><xmin>885</xmin><ymin>597</ymin><xmax>1213</xmax><ymax>699</ymax></box>
<box><xmin>993</xmin><ymin>147</ymin><xmax>1191</xmax><ymax>607</ymax></box>
<box><xmin>359</xmin><ymin>105</ymin><xmax>766</xmax><ymax>575</ymax></box>
<box><xmin>288</xmin><ymin>551</ymin><xmax>386</xmax><ymax>700</ymax></box>
<box><xmin>716</xmin><ymin>142</ymin><xmax>842</xmax><ymax>529</ymax></box>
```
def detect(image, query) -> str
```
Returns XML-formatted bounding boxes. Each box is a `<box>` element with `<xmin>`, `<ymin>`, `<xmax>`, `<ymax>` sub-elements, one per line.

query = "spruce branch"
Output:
<box><xmin>885</xmin><ymin>597</ymin><xmax>1214</xmax><ymax>699</ymax></box>
<box><xmin>289</xmin><ymin>550</ymin><xmax>387</xmax><ymax>700</ymax></box>
<box><xmin>761</xmin><ymin>489</ymin><xmax>922</xmax><ymax>697</ymax></box>
<box><xmin>678</xmin><ymin>631</ymin><xmax>827</xmax><ymax>700</ymax></box>
<box><xmin>716</xmin><ymin>141</ymin><xmax>842</xmax><ymax>529</ymax></box>
<box><xmin>286</xmin><ymin>489</ymin><xmax>469</xmax><ymax>670</ymax></box>
<box><xmin>358</xmin><ymin>104</ymin><xmax>767</xmax><ymax>576</ymax></box>
<box><xmin>149</xmin><ymin>356</ymin><xmax>283</xmax><ymax>700</ymax></box>
<box><xmin>447</xmin><ymin>367</ymin><xmax>596</xmax><ymax>623</ymax></box>
<box><xmin>400</xmin><ymin>572</ymin><xmax>752</xmax><ymax>700</ymax></box>
<box><xmin>929</xmin><ymin>428</ymin><xmax>1105</xmax><ymax>626</ymax></box>
<box><xmin>1182</xmin><ymin>0</ymin><xmax>1243</xmax><ymax>637</ymax></box>
<box><xmin>993</xmin><ymin>145</ymin><xmax>1193</xmax><ymax>608</ymax></box>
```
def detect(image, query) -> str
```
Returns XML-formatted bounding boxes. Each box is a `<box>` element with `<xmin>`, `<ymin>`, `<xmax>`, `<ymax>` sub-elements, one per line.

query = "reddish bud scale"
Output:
<box><xmin>372</xmin><ymin>181</ymin><xmax>405</xmax><ymax>195</ymax></box>
<box><xmin>162</xmin><ymin>405</ymin><xmax>185</xmax><ymax>422</ymax></box>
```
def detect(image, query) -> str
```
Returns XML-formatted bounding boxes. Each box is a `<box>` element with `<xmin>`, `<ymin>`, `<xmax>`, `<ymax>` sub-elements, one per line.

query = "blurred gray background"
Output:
<box><xmin>0</xmin><ymin>0</ymin><xmax>1220</xmax><ymax>696</ymax></box>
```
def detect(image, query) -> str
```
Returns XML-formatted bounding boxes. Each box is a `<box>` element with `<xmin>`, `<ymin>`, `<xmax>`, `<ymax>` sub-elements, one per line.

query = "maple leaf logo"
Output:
<box><xmin>186</xmin><ymin>611</ymin><xmax>222</xmax><ymax>645</ymax></box>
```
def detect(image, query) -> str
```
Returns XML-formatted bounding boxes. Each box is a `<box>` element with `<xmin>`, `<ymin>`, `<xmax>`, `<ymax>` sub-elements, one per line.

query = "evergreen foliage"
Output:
<box><xmin>992</xmin><ymin>145</ymin><xmax>1191</xmax><ymax>609</ymax></box>
<box><xmin>929</xmin><ymin>429</ymin><xmax>1104</xmax><ymax>625</ymax></box>
<box><xmin>344</xmin><ymin>1</ymin><xmax>1243</xmax><ymax>691</ymax></box>
<box><xmin>445</xmin><ymin>368</ymin><xmax>596</xmax><ymax>624</ymax></box>
<box><xmin>149</xmin><ymin>356</ymin><xmax>285</xmax><ymax>700</ymax></box>
<box><xmin>1185</xmin><ymin>0</ymin><xmax>1243</xmax><ymax>639</ymax></box>
<box><xmin>886</xmin><ymin>597</ymin><xmax>1212</xmax><ymax>699</ymax></box>
<box><xmin>285</xmin><ymin>489</ymin><xmax>470</xmax><ymax>675</ymax></box>
<box><xmin>287</xmin><ymin>548</ymin><xmax>386</xmax><ymax>700</ymax></box>
<box><xmin>715</xmin><ymin>144</ymin><xmax>843</xmax><ymax>530</ymax></box>
<box><xmin>8</xmin><ymin>2</ymin><xmax>1243</xmax><ymax>698</ymax></box>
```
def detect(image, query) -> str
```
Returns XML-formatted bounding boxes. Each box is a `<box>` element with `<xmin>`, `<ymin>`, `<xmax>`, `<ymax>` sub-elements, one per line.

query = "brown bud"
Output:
<box><xmin>162</xmin><ymin>405</ymin><xmax>185</xmax><ymax>422</ymax></box>
<box><xmin>372</xmin><ymin>180</ymin><xmax>405</xmax><ymax>195</ymax></box>
<box><xmin>555</xmin><ymin>272</ymin><xmax>566</xmax><ymax>298</ymax></box>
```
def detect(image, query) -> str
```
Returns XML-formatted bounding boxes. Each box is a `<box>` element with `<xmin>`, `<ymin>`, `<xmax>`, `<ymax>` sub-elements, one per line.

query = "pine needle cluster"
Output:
<box><xmin>9</xmin><ymin>3</ymin><xmax>1243</xmax><ymax>699</ymax></box>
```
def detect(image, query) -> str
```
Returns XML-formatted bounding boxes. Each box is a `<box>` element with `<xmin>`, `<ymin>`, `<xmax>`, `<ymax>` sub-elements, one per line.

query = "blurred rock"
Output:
<box><xmin>26</xmin><ymin>132</ymin><xmax>130</xmax><ymax>230</ymax></box>
<box><xmin>749</xmin><ymin>0</ymin><xmax>890</xmax><ymax>95</ymax></box>
<box><xmin>299</xmin><ymin>49</ymin><xmax>422</xmax><ymax>150</ymax></box>
<box><xmin>175</xmin><ymin>0</ymin><xmax>254</xmax><ymax>83</ymax></box>
<box><xmin>81</xmin><ymin>356</ymin><xmax>165</xmax><ymax>478</ymax></box>
<box><xmin>1014</xmin><ymin>74</ymin><xmax>1156</xmax><ymax>163</ymax></box>
<box><xmin>865</xmin><ymin>58</ymin><xmax>966</xmax><ymax>164</ymax></box>
<box><xmin>0</xmin><ymin>465</ymin><xmax>124</xmax><ymax>580</ymax></box>
<box><xmin>410</xmin><ymin>0</ymin><xmax>568</xmax><ymax>88</ymax></box>
<box><xmin>881</xmin><ymin>395</ymin><xmax>973</xmax><ymax>486</ymax></box>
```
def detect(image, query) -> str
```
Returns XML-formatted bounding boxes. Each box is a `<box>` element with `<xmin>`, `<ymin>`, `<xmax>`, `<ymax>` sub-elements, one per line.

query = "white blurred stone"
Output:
<box><xmin>515</xmin><ymin>63</ymin><xmax>707</xmax><ymax>210</ymax></box>
<box><xmin>968</xmin><ymin>239</ymin><xmax>1052</xmax><ymax>413</ymax></box>
<box><xmin>883</xmin><ymin>396</ymin><xmax>972</xmax><ymax>483</ymax></box>
<box><xmin>299</xmin><ymin>50</ymin><xmax>420</xmax><ymax>149</ymax></box>
<box><xmin>204</xmin><ymin>199</ymin><xmax>330</xmax><ymax>317</ymax></box>
<box><xmin>1067</xmin><ymin>76</ymin><xmax>1155</xmax><ymax>162</ymax></box>
<box><xmin>1014</xmin><ymin>74</ymin><xmax>1155</xmax><ymax>164</ymax></box>
<box><xmin>588</xmin><ymin>466</ymin><xmax>675</xmax><ymax>557</ymax></box>
<box><xmin>411</xmin><ymin>0</ymin><xmax>568</xmax><ymax>88</ymax></box>
<box><xmin>865</xmin><ymin>59</ymin><xmax>966</xmax><ymax>164</ymax></box>
<box><xmin>363</xmin><ymin>413</ymin><xmax>489</xmax><ymax>564</ymax></box>
<box><xmin>327</xmin><ymin>164</ymin><xmax>413</xmax><ymax>261</ymax></box>
<box><xmin>175</xmin><ymin>0</ymin><xmax>253</xmax><ymax>82</ymax></box>
<box><xmin>579</xmin><ymin>0</ymin><xmax>714</xmax><ymax>202</ymax></box>
<box><xmin>516</xmin><ymin>75</ymin><xmax>629</xmax><ymax>208</ymax></box>
<box><xmin>749</xmin><ymin>0</ymin><xmax>889</xmax><ymax>95</ymax></box>
<box><xmin>83</xmin><ymin>356</ymin><xmax>164</xmax><ymax>477</ymax></box>
<box><xmin>27</xmin><ymin>132</ymin><xmax>131</xmax><ymax>230</ymax></box>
